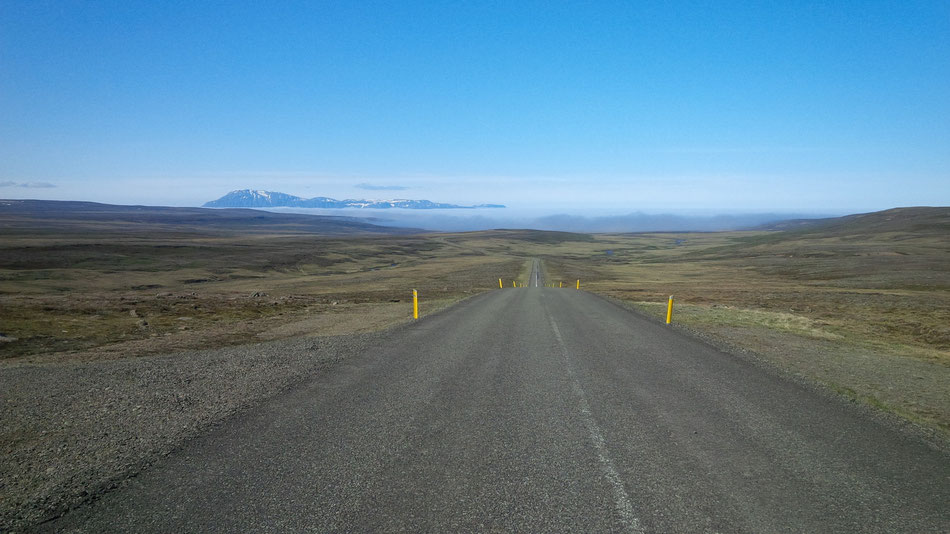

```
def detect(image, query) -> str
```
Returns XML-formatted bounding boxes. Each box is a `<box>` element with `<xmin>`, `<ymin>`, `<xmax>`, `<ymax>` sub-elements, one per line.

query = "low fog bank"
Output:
<box><xmin>527</xmin><ymin>212</ymin><xmax>828</xmax><ymax>233</ymax></box>
<box><xmin>266</xmin><ymin>208</ymin><xmax>830</xmax><ymax>233</ymax></box>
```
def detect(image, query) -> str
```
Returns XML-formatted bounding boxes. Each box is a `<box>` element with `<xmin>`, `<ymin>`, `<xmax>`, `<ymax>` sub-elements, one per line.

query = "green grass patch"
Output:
<box><xmin>631</xmin><ymin>301</ymin><xmax>844</xmax><ymax>341</ymax></box>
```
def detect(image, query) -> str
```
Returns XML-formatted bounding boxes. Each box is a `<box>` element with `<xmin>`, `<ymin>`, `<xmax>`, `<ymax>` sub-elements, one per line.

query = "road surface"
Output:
<box><xmin>47</xmin><ymin>285</ymin><xmax>949</xmax><ymax>532</ymax></box>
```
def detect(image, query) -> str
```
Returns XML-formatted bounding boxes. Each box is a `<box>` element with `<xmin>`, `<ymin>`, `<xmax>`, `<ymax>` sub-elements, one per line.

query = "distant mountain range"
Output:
<box><xmin>203</xmin><ymin>189</ymin><xmax>505</xmax><ymax>210</ymax></box>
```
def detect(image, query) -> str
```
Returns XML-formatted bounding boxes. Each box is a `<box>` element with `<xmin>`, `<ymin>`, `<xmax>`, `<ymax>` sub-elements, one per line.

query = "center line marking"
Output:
<box><xmin>549</xmin><ymin>315</ymin><xmax>643</xmax><ymax>534</ymax></box>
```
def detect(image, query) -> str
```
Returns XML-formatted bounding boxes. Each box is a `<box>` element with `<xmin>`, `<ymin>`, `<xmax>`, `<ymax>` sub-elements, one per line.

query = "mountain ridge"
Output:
<box><xmin>203</xmin><ymin>189</ymin><xmax>505</xmax><ymax>209</ymax></box>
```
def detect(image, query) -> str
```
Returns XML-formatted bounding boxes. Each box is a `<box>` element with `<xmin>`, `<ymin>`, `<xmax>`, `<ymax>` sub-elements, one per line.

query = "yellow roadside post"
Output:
<box><xmin>559</xmin><ymin>281</ymin><xmax>562</xmax><ymax>288</ymax></box>
<box><xmin>576</xmin><ymin>280</ymin><xmax>580</xmax><ymax>290</ymax></box>
<box><xmin>413</xmin><ymin>289</ymin><xmax>419</xmax><ymax>320</ymax></box>
<box><xmin>512</xmin><ymin>280</ymin><xmax>516</xmax><ymax>288</ymax></box>
<box><xmin>498</xmin><ymin>278</ymin><xmax>503</xmax><ymax>289</ymax></box>
<box><xmin>666</xmin><ymin>295</ymin><xmax>674</xmax><ymax>324</ymax></box>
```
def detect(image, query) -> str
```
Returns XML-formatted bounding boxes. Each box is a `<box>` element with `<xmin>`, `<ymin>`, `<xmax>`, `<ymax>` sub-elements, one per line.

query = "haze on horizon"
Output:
<box><xmin>1</xmin><ymin>1</ymin><xmax>948</xmax><ymax>228</ymax></box>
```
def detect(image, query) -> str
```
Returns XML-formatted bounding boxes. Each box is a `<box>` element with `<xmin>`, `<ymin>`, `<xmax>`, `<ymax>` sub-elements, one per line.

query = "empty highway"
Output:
<box><xmin>47</xmin><ymin>282</ymin><xmax>949</xmax><ymax>532</ymax></box>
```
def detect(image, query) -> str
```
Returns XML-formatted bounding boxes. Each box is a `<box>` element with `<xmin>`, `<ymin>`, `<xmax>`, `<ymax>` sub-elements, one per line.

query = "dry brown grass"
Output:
<box><xmin>0</xmin><ymin>227</ymin><xmax>549</xmax><ymax>361</ymax></box>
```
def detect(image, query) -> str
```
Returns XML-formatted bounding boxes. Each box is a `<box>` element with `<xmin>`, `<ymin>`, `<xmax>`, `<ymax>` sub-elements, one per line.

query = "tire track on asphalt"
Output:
<box><xmin>549</xmin><ymin>314</ymin><xmax>643</xmax><ymax>534</ymax></box>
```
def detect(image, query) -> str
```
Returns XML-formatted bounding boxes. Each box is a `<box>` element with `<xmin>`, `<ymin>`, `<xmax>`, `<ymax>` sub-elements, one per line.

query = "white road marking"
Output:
<box><xmin>549</xmin><ymin>315</ymin><xmax>643</xmax><ymax>534</ymax></box>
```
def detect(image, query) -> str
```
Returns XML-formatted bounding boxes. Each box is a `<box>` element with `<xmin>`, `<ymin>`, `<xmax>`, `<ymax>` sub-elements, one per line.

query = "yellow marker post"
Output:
<box><xmin>666</xmin><ymin>295</ymin><xmax>674</xmax><ymax>324</ymax></box>
<box><xmin>559</xmin><ymin>281</ymin><xmax>562</xmax><ymax>288</ymax></box>
<box><xmin>413</xmin><ymin>289</ymin><xmax>419</xmax><ymax>320</ymax></box>
<box><xmin>576</xmin><ymin>280</ymin><xmax>580</xmax><ymax>290</ymax></box>
<box><xmin>512</xmin><ymin>280</ymin><xmax>516</xmax><ymax>288</ymax></box>
<box><xmin>499</xmin><ymin>278</ymin><xmax>503</xmax><ymax>289</ymax></box>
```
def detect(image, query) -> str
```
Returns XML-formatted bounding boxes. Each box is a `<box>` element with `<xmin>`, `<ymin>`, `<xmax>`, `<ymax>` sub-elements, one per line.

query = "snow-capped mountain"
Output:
<box><xmin>203</xmin><ymin>190</ymin><xmax>505</xmax><ymax>209</ymax></box>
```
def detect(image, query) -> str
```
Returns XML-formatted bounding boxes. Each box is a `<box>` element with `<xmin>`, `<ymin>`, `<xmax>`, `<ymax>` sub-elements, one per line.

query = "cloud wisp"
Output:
<box><xmin>0</xmin><ymin>181</ymin><xmax>57</xmax><ymax>188</ymax></box>
<box><xmin>354</xmin><ymin>183</ymin><xmax>410</xmax><ymax>191</ymax></box>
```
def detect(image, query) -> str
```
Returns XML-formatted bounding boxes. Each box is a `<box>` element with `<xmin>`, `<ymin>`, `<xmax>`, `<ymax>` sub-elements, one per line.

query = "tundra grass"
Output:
<box><xmin>0</xmin><ymin>230</ymin><xmax>539</xmax><ymax>360</ymax></box>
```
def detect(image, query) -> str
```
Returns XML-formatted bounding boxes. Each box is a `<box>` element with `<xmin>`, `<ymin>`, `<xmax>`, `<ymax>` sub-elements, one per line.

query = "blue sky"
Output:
<box><xmin>1</xmin><ymin>0</ymin><xmax>948</xmax><ymax>215</ymax></box>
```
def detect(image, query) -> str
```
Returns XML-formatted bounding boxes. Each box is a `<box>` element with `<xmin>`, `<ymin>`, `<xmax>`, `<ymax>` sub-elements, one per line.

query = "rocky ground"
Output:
<box><xmin>0</xmin><ymin>329</ymin><xmax>386</xmax><ymax>532</ymax></box>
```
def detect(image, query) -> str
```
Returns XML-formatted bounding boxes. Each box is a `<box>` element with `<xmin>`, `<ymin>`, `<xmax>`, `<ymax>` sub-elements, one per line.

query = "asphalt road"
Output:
<box><xmin>47</xmin><ymin>283</ymin><xmax>949</xmax><ymax>532</ymax></box>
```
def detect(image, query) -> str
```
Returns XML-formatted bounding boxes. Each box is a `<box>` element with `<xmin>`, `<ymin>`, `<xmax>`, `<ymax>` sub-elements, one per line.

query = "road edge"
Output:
<box><xmin>590</xmin><ymin>291</ymin><xmax>950</xmax><ymax>455</ymax></box>
<box><xmin>12</xmin><ymin>290</ymin><xmax>496</xmax><ymax>532</ymax></box>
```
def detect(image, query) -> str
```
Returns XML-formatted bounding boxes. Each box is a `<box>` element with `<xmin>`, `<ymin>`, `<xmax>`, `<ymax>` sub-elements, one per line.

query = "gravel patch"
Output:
<box><xmin>0</xmin><ymin>331</ymin><xmax>382</xmax><ymax>532</ymax></box>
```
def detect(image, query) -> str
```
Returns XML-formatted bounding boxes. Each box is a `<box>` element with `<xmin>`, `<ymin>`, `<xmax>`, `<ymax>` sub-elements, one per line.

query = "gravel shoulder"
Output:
<box><xmin>0</xmin><ymin>329</ymin><xmax>385</xmax><ymax>532</ymax></box>
<box><xmin>5</xmin><ymin>287</ymin><xmax>946</xmax><ymax>531</ymax></box>
<box><xmin>34</xmin><ymin>288</ymin><xmax>950</xmax><ymax>533</ymax></box>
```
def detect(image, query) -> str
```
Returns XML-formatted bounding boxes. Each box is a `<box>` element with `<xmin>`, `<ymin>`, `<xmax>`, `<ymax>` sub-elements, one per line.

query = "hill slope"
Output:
<box><xmin>754</xmin><ymin>207</ymin><xmax>950</xmax><ymax>237</ymax></box>
<box><xmin>686</xmin><ymin>206</ymin><xmax>950</xmax><ymax>292</ymax></box>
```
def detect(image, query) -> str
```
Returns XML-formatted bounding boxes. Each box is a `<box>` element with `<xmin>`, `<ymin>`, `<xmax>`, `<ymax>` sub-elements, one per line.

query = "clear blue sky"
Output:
<box><xmin>1</xmin><ymin>0</ymin><xmax>948</xmax><ymax>214</ymax></box>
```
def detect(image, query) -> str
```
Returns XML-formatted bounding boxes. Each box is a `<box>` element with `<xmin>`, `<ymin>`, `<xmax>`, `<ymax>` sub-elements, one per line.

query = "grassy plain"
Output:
<box><xmin>2</xmin><ymin>203</ymin><xmax>948</xmax><ymax>438</ymax></box>
<box><xmin>0</xmin><ymin>204</ymin><xmax>594</xmax><ymax>360</ymax></box>
<box><xmin>0</xmin><ymin>232</ymin><xmax>538</xmax><ymax>360</ymax></box>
